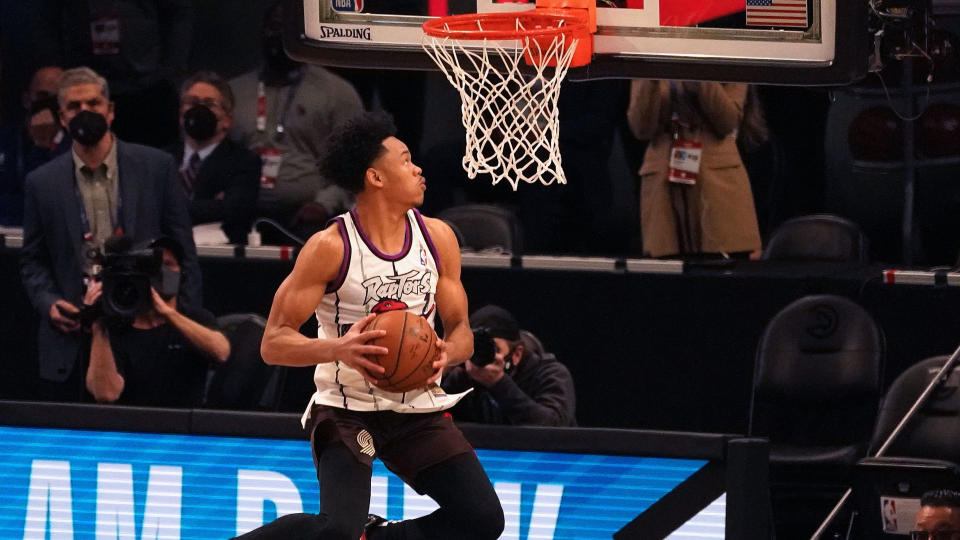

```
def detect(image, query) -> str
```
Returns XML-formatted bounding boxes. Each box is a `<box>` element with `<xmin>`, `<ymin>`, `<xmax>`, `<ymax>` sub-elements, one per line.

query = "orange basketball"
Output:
<box><xmin>366</xmin><ymin>310</ymin><xmax>440</xmax><ymax>393</ymax></box>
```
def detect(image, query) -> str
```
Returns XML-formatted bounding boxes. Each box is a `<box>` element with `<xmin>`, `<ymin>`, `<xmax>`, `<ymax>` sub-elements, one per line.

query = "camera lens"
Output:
<box><xmin>100</xmin><ymin>247</ymin><xmax>161</xmax><ymax>320</ymax></box>
<box><xmin>471</xmin><ymin>328</ymin><xmax>497</xmax><ymax>367</ymax></box>
<box><xmin>110</xmin><ymin>280</ymin><xmax>143</xmax><ymax>314</ymax></box>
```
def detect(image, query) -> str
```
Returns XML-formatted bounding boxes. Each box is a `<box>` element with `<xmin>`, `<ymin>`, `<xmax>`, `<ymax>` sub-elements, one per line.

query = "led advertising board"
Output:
<box><xmin>0</xmin><ymin>425</ymin><xmax>726</xmax><ymax>539</ymax></box>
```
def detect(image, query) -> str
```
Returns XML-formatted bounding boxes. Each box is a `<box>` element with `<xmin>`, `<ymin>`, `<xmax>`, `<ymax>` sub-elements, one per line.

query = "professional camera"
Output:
<box><xmin>470</xmin><ymin>327</ymin><xmax>497</xmax><ymax>367</ymax></box>
<box><xmin>81</xmin><ymin>237</ymin><xmax>164</xmax><ymax>324</ymax></box>
<box><xmin>100</xmin><ymin>247</ymin><xmax>163</xmax><ymax>319</ymax></box>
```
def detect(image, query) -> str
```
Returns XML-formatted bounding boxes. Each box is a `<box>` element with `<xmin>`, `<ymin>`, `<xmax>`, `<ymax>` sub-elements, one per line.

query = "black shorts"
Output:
<box><xmin>307</xmin><ymin>404</ymin><xmax>474</xmax><ymax>490</ymax></box>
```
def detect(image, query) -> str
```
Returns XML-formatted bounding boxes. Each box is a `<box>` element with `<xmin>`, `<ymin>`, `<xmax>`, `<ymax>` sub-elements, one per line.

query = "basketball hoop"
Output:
<box><xmin>422</xmin><ymin>6</ymin><xmax>594</xmax><ymax>190</ymax></box>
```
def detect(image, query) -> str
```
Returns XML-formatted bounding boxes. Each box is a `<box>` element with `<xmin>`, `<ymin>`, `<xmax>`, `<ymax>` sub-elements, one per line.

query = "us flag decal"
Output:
<box><xmin>745</xmin><ymin>0</ymin><xmax>809</xmax><ymax>28</ymax></box>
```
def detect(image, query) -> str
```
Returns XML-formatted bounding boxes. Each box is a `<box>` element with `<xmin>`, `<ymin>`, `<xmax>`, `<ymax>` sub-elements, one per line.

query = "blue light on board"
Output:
<box><xmin>0</xmin><ymin>425</ymin><xmax>716</xmax><ymax>539</ymax></box>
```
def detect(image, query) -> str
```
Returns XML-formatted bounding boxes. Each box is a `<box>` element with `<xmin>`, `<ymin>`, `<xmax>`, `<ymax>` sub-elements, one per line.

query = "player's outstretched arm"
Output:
<box><xmin>424</xmin><ymin>216</ymin><xmax>473</xmax><ymax>373</ymax></box>
<box><xmin>260</xmin><ymin>225</ymin><xmax>387</xmax><ymax>377</ymax></box>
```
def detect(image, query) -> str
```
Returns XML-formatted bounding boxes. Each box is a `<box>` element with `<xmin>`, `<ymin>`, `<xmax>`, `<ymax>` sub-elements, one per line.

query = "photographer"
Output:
<box><xmin>20</xmin><ymin>67</ymin><xmax>201</xmax><ymax>402</ymax></box>
<box><xmin>83</xmin><ymin>237</ymin><xmax>229</xmax><ymax>407</ymax></box>
<box><xmin>442</xmin><ymin>305</ymin><xmax>576</xmax><ymax>427</ymax></box>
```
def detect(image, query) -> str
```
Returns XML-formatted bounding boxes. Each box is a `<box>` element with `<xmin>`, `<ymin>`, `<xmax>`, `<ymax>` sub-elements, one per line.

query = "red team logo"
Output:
<box><xmin>371</xmin><ymin>299</ymin><xmax>409</xmax><ymax>313</ymax></box>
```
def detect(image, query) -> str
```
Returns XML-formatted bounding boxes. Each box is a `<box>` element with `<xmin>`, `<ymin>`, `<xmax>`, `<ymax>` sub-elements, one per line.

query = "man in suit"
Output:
<box><xmin>19</xmin><ymin>66</ymin><xmax>201</xmax><ymax>401</ymax></box>
<box><xmin>171</xmin><ymin>71</ymin><xmax>260</xmax><ymax>244</ymax></box>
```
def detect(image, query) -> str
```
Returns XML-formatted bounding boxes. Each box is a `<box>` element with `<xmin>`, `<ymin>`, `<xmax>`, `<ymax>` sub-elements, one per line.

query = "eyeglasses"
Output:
<box><xmin>181</xmin><ymin>96</ymin><xmax>222</xmax><ymax>110</ymax></box>
<box><xmin>910</xmin><ymin>530</ymin><xmax>960</xmax><ymax>540</ymax></box>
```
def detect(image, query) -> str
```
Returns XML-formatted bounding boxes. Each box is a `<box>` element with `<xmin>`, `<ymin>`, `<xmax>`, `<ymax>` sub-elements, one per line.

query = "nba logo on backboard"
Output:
<box><xmin>331</xmin><ymin>0</ymin><xmax>363</xmax><ymax>12</ymax></box>
<box><xmin>882</xmin><ymin>498</ymin><xmax>898</xmax><ymax>532</ymax></box>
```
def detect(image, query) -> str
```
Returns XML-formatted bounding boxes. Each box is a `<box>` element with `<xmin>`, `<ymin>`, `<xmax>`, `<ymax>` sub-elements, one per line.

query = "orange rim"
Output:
<box><xmin>422</xmin><ymin>11</ymin><xmax>588</xmax><ymax>41</ymax></box>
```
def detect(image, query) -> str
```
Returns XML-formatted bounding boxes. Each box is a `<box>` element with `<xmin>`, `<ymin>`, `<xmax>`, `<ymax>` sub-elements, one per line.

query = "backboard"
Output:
<box><xmin>285</xmin><ymin>0</ymin><xmax>869</xmax><ymax>85</ymax></box>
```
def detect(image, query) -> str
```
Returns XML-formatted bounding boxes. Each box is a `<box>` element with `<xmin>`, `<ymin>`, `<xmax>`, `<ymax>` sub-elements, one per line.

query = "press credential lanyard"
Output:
<box><xmin>667</xmin><ymin>82</ymin><xmax>702</xmax><ymax>186</ymax></box>
<box><xmin>255</xmin><ymin>77</ymin><xmax>301</xmax><ymax>189</ymax></box>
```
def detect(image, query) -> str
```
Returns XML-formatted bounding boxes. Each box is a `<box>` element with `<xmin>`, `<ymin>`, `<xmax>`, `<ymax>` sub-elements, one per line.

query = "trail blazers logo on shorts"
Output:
<box><xmin>357</xmin><ymin>429</ymin><xmax>375</xmax><ymax>456</ymax></box>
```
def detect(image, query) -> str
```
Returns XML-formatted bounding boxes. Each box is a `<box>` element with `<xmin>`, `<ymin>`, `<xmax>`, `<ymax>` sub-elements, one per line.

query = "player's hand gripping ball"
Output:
<box><xmin>365</xmin><ymin>310</ymin><xmax>440</xmax><ymax>392</ymax></box>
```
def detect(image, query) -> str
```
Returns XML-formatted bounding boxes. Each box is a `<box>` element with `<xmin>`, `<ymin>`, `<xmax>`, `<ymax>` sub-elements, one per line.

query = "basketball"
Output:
<box><xmin>366</xmin><ymin>310</ymin><xmax>441</xmax><ymax>393</ymax></box>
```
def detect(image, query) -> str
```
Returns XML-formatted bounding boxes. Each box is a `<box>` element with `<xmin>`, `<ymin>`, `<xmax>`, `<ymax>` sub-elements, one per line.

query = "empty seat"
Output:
<box><xmin>750</xmin><ymin>294</ymin><xmax>885</xmax><ymax>538</ymax></box>
<box><xmin>750</xmin><ymin>294</ymin><xmax>884</xmax><ymax>469</ymax></box>
<box><xmin>762</xmin><ymin>214</ymin><xmax>869</xmax><ymax>262</ymax></box>
<box><xmin>437</xmin><ymin>204</ymin><xmax>523</xmax><ymax>254</ymax></box>
<box><xmin>204</xmin><ymin>313</ymin><xmax>283</xmax><ymax>411</ymax></box>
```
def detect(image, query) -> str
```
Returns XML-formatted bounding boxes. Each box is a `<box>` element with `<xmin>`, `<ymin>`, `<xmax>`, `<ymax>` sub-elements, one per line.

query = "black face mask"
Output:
<box><xmin>183</xmin><ymin>105</ymin><xmax>218</xmax><ymax>142</ymax></box>
<box><xmin>68</xmin><ymin>110</ymin><xmax>108</xmax><ymax>146</ymax></box>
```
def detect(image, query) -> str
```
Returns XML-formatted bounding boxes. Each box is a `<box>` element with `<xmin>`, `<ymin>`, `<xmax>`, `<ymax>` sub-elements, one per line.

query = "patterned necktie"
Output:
<box><xmin>181</xmin><ymin>152</ymin><xmax>201</xmax><ymax>197</ymax></box>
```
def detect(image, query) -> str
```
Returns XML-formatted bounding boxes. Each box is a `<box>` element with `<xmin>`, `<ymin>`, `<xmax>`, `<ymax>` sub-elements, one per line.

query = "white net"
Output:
<box><xmin>422</xmin><ymin>20</ymin><xmax>579</xmax><ymax>190</ymax></box>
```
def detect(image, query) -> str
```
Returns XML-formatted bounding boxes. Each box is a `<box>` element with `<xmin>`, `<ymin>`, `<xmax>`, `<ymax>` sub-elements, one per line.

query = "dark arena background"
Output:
<box><xmin>4</xmin><ymin>0</ymin><xmax>960</xmax><ymax>538</ymax></box>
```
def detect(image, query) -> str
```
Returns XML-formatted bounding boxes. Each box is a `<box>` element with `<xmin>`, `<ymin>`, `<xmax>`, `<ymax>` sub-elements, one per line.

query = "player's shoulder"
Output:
<box><xmin>298</xmin><ymin>220</ymin><xmax>346</xmax><ymax>264</ymax></box>
<box><xmin>419</xmin><ymin>214</ymin><xmax>456</xmax><ymax>243</ymax></box>
<box><xmin>417</xmin><ymin>214</ymin><xmax>461</xmax><ymax>274</ymax></box>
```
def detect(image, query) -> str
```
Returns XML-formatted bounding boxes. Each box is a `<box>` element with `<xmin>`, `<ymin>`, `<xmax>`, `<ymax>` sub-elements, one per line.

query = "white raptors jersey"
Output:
<box><xmin>302</xmin><ymin>208</ymin><xmax>468</xmax><ymax>422</ymax></box>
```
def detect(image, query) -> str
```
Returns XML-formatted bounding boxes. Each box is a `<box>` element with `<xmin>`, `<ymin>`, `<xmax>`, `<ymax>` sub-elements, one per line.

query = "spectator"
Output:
<box><xmin>19</xmin><ymin>66</ymin><xmax>200</xmax><ymax>402</ymax></box>
<box><xmin>84</xmin><ymin>236</ymin><xmax>229</xmax><ymax>407</ymax></box>
<box><xmin>913</xmin><ymin>489</ymin><xmax>960</xmax><ymax>539</ymax></box>
<box><xmin>627</xmin><ymin>80</ymin><xmax>763</xmax><ymax>258</ymax></box>
<box><xmin>442</xmin><ymin>304</ymin><xmax>577</xmax><ymax>427</ymax></box>
<box><xmin>170</xmin><ymin>71</ymin><xmax>260</xmax><ymax>244</ymax></box>
<box><xmin>0</xmin><ymin>66</ymin><xmax>69</xmax><ymax>225</ymax></box>
<box><xmin>229</xmin><ymin>0</ymin><xmax>364</xmax><ymax>238</ymax></box>
<box><xmin>22</xmin><ymin>66</ymin><xmax>69</xmax><ymax>161</ymax></box>
<box><xmin>31</xmin><ymin>0</ymin><xmax>194</xmax><ymax>148</ymax></box>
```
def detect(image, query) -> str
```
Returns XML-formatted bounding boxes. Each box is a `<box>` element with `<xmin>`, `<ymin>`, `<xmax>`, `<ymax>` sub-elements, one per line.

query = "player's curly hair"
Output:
<box><xmin>321</xmin><ymin>111</ymin><xmax>397</xmax><ymax>194</ymax></box>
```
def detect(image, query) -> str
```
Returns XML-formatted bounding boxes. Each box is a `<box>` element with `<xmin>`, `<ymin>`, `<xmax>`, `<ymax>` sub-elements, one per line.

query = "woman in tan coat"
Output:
<box><xmin>627</xmin><ymin>80</ymin><xmax>762</xmax><ymax>258</ymax></box>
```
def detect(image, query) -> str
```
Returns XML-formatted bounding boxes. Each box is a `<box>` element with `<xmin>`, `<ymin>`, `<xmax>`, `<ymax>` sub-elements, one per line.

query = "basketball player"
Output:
<box><xmin>234</xmin><ymin>112</ymin><xmax>504</xmax><ymax>540</ymax></box>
